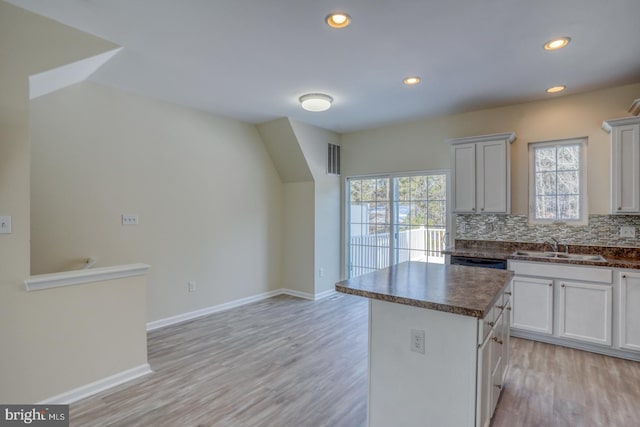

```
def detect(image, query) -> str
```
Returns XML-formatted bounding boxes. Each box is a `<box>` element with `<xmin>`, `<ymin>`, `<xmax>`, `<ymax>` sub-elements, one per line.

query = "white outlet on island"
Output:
<box><xmin>0</xmin><ymin>216</ymin><xmax>11</xmax><ymax>234</ymax></box>
<box><xmin>410</xmin><ymin>329</ymin><xmax>425</xmax><ymax>354</ymax></box>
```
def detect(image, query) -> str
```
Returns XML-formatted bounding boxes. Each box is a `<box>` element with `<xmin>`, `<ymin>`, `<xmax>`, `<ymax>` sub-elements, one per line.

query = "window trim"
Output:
<box><xmin>528</xmin><ymin>137</ymin><xmax>588</xmax><ymax>226</ymax></box>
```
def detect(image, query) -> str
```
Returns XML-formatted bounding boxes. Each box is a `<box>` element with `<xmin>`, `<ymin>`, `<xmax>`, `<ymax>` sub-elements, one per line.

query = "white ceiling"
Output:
<box><xmin>9</xmin><ymin>0</ymin><xmax>640</xmax><ymax>133</ymax></box>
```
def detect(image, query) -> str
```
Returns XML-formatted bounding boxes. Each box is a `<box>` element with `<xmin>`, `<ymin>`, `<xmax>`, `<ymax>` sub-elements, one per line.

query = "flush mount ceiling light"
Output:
<box><xmin>403</xmin><ymin>76</ymin><xmax>421</xmax><ymax>85</ymax></box>
<box><xmin>543</xmin><ymin>37</ymin><xmax>571</xmax><ymax>50</ymax></box>
<box><xmin>546</xmin><ymin>85</ymin><xmax>566</xmax><ymax>93</ymax></box>
<box><xmin>299</xmin><ymin>93</ymin><xmax>333</xmax><ymax>112</ymax></box>
<box><xmin>326</xmin><ymin>12</ymin><xmax>351</xmax><ymax>28</ymax></box>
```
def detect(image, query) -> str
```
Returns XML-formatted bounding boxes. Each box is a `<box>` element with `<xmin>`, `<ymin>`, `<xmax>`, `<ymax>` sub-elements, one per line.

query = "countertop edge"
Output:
<box><xmin>336</xmin><ymin>266</ymin><xmax>514</xmax><ymax>319</ymax></box>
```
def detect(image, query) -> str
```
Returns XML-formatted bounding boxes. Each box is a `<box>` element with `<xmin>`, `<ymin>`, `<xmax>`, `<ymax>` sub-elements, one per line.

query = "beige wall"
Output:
<box><xmin>0</xmin><ymin>0</ymin><xmax>136</xmax><ymax>403</ymax></box>
<box><xmin>282</xmin><ymin>182</ymin><xmax>315</xmax><ymax>294</ymax></box>
<box><xmin>341</xmin><ymin>83</ymin><xmax>640</xmax><ymax>215</ymax></box>
<box><xmin>17</xmin><ymin>275</ymin><xmax>148</xmax><ymax>403</ymax></box>
<box><xmin>30</xmin><ymin>82</ymin><xmax>284</xmax><ymax>321</ymax></box>
<box><xmin>290</xmin><ymin>120</ymin><xmax>341</xmax><ymax>294</ymax></box>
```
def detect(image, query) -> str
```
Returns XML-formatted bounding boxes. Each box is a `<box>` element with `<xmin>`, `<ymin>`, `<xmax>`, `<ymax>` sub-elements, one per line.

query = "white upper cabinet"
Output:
<box><xmin>448</xmin><ymin>132</ymin><xmax>516</xmax><ymax>214</ymax></box>
<box><xmin>603</xmin><ymin>117</ymin><xmax>640</xmax><ymax>214</ymax></box>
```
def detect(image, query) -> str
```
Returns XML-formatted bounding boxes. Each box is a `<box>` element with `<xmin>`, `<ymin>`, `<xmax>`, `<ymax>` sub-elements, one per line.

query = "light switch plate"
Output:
<box><xmin>620</xmin><ymin>226</ymin><xmax>635</xmax><ymax>238</ymax></box>
<box><xmin>0</xmin><ymin>216</ymin><xmax>11</xmax><ymax>234</ymax></box>
<box><xmin>122</xmin><ymin>214</ymin><xmax>139</xmax><ymax>225</ymax></box>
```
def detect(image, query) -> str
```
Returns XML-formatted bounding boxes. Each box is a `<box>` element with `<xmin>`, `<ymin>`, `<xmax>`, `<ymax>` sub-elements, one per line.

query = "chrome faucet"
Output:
<box><xmin>543</xmin><ymin>239</ymin><xmax>558</xmax><ymax>253</ymax></box>
<box><xmin>544</xmin><ymin>237</ymin><xmax>568</xmax><ymax>253</ymax></box>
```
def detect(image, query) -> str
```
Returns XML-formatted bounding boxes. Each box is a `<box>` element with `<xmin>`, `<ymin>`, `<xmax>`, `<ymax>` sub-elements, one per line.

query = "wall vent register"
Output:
<box><xmin>327</xmin><ymin>143</ymin><xmax>341</xmax><ymax>175</ymax></box>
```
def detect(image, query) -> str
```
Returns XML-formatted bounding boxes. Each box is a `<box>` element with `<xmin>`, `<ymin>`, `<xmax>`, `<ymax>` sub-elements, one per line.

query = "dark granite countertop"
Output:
<box><xmin>335</xmin><ymin>261</ymin><xmax>513</xmax><ymax>319</ymax></box>
<box><xmin>444</xmin><ymin>240</ymin><xmax>640</xmax><ymax>269</ymax></box>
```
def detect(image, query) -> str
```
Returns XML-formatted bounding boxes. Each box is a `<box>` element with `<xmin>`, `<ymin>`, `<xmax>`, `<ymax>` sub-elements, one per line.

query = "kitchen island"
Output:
<box><xmin>336</xmin><ymin>261</ymin><xmax>513</xmax><ymax>427</ymax></box>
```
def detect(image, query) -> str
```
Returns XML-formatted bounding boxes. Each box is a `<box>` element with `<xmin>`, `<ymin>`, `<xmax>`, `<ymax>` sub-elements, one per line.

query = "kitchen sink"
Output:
<box><xmin>511</xmin><ymin>250</ymin><xmax>606</xmax><ymax>262</ymax></box>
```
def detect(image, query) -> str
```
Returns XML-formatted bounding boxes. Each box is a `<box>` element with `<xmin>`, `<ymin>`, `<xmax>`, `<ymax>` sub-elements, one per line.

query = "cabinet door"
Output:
<box><xmin>476</xmin><ymin>329</ymin><xmax>493</xmax><ymax>427</ymax></box>
<box><xmin>490</xmin><ymin>312</ymin><xmax>505</xmax><ymax>417</ymax></box>
<box><xmin>611</xmin><ymin>124</ymin><xmax>640</xmax><ymax>213</ymax></box>
<box><xmin>558</xmin><ymin>281</ymin><xmax>612</xmax><ymax>346</ymax></box>
<box><xmin>501</xmin><ymin>296</ymin><xmax>511</xmax><ymax>383</ymax></box>
<box><xmin>451</xmin><ymin>143</ymin><xmax>476</xmax><ymax>213</ymax></box>
<box><xmin>511</xmin><ymin>276</ymin><xmax>553</xmax><ymax>334</ymax></box>
<box><xmin>619</xmin><ymin>272</ymin><xmax>640</xmax><ymax>351</ymax></box>
<box><xmin>477</xmin><ymin>140</ymin><xmax>509</xmax><ymax>213</ymax></box>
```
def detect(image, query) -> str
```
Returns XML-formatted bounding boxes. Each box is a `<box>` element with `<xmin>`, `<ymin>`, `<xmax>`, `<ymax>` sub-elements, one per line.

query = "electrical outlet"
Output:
<box><xmin>122</xmin><ymin>214</ymin><xmax>139</xmax><ymax>225</ymax></box>
<box><xmin>0</xmin><ymin>216</ymin><xmax>11</xmax><ymax>234</ymax></box>
<box><xmin>486</xmin><ymin>223</ymin><xmax>495</xmax><ymax>233</ymax></box>
<box><xmin>496</xmin><ymin>223</ymin><xmax>504</xmax><ymax>234</ymax></box>
<box><xmin>319</xmin><ymin>268</ymin><xmax>325</xmax><ymax>278</ymax></box>
<box><xmin>410</xmin><ymin>329</ymin><xmax>425</xmax><ymax>354</ymax></box>
<box><xmin>620</xmin><ymin>226</ymin><xmax>635</xmax><ymax>238</ymax></box>
<box><xmin>188</xmin><ymin>281</ymin><xmax>197</xmax><ymax>292</ymax></box>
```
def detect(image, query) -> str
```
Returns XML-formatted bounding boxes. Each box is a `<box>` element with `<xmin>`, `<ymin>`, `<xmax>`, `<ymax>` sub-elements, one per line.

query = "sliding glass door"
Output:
<box><xmin>347</xmin><ymin>172</ymin><xmax>448</xmax><ymax>278</ymax></box>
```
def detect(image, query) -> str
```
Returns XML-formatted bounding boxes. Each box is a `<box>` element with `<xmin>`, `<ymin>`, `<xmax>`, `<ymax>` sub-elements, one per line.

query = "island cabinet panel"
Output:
<box><xmin>368</xmin><ymin>299</ymin><xmax>478</xmax><ymax>427</ymax></box>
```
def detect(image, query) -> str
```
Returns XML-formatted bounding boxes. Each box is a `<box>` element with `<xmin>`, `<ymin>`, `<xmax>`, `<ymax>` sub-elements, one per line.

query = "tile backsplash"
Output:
<box><xmin>455</xmin><ymin>214</ymin><xmax>640</xmax><ymax>247</ymax></box>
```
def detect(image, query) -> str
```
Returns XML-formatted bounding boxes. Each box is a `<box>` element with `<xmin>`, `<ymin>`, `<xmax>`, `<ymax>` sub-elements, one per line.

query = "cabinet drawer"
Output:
<box><xmin>509</xmin><ymin>261</ymin><xmax>612</xmax><ymax>283</ymax></box>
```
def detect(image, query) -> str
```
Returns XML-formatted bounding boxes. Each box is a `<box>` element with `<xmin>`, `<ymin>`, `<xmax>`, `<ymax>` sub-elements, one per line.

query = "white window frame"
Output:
<box><xmin>528</xmin><ymin>137</ymin><xmax>588</xmax><ymax>225</ymax></box>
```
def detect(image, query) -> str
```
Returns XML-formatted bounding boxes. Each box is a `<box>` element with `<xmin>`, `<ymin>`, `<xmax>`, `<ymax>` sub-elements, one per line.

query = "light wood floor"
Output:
<box><xmin>70</xmin><ymin>294</ymin><xmax>640</xmax><ymax>426</ymax></box>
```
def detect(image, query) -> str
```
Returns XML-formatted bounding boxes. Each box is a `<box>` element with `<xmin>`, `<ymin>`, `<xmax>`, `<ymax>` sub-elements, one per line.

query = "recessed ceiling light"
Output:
<box><xmin>546</xmin><ymin>85</ymin><xmax>566</xmax><ymax>93</ymax></box>
<box><xmin>543</xmin><ymin>37</ymin><xmax>571</xmax><ymax>50</ymax></box>
<box><xmin>299</xmin><ymin>93</ymin><xmax>333</xmax><ymax>112</ymax></box>
<box><xmin>403</xmin><ymin>76</ymin><xmax>421</xmax><ymax>85</ymax></box>
<box><xmin>326</xmin><ymin>12</ymin><xmax>351</xmax><ymax>29</ymax></box>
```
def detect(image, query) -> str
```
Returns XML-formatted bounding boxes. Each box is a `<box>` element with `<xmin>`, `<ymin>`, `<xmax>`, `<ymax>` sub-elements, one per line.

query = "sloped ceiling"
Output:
<box><xmin>8</xmin><ymin>0</ymin><xmax>640</xmax><ymax>132</ymax></box>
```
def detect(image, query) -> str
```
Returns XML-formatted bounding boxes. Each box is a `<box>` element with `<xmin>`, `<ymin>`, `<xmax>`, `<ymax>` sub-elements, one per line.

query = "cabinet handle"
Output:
<box><xmin>492</xmin><ymin>337</ymin><xmax>503</xmax><ymax>345</ymax></box>
<box><xmin>506</xmin><ymin>307</ymin><xmax>512</xmax><ymax>311</ymax></box>
<box><xmin>494</xmin><ymin>384</ymin><xmax>503</xmax><ymax>390</ymax></box>
<box><xmin>481</xmin><ymin>207</ymin><xmax>485</xmax><ymax>211</ymax></box>
<box><xmin>472</xmin><ymin>207</ymin><xmax>476</xmax><ymax>211</ymax></box>
<box><xmin>488</xmin><ymin>321</ymin><xmax>495</xmax><ymax>327</ymax></box>
<box><xmin>548</xmin><ymin>283</ymin><xmax>553</xmax><ymax>287</ymax></box>
<box><xmin>504</xmin><ymin>292</ymin><xmax>512</xmax><ymax>296</ymax></box>
<box><xmin>618</xmin><ymin>207</ymin><xmax>622</xmax><ymax>210</ymax></box>
<box><xmin>496</xmin><ymin>304</ymin><xmax>505</xmax><ymax>310</ymax></box>
<box><xmin>622</xmin><ymin>274</ymin><xmax>627</xmax><ymax>278</ymax></box>
<box><xmin>561</xmin><ymin>284</ymin><xmax>565</xmax><ymax>288</ymax></box>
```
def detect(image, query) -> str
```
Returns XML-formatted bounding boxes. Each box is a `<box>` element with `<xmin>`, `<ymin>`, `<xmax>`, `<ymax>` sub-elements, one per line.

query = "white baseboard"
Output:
<box><xmin>147</xmin><ymin>288</ymin><xmax>340</xmax><ymax>331</ymax></box>
<box><xmin>38</xmin><ymin>364</ymin><xmax>152</xmax><ymax>405</ymax></box>
<box><xmin>314</xmin><ymin>289</ymin><xmax>337</xmax><ymax>300</ymax></box>
<box><xmin>147</xmin><ymin>289</ymin><xmax>283</xmax><ymax>331</ymax></box>
<box><xmin>280</xmin><ymin>288</ymin><xmax>315</xmax><ymax>300</ymax></box>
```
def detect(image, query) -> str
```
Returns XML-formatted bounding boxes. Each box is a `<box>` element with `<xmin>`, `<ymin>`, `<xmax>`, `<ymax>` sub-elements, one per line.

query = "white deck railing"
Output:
<box><xmin>349</xmin><ymin>227</ymin><xmax>446</xmax><ymax>278</ymax></box>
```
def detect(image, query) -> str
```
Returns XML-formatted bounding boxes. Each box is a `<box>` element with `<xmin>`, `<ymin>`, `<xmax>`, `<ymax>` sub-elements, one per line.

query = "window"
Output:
<box><xmin>529</xmin><ymin>138</ymin><xmax>587</xmax><ymax>224</ymax></box>
<box><xmin>346</xmin><ymin>172</ymin><xmax>449</xmax><ymax>278</ymax></box>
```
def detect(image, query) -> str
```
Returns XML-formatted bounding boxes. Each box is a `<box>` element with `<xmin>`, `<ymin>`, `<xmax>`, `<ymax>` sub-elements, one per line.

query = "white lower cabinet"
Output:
<box><xmin>558</xmin><ymin>280</ymin><xmax>612</xmax><ymax>346</ymax></box>
<box><xmin>619</xmin><ymin>272</ymin><xmax>640</xmax><ymax>351</ymax></box>
<box><xmin>508</xmin><ymin>260</ymin><xmax>640</xmax><ymax>361</ymax></box>
<box><xmin>511</xmin><ymin>276</ymin><xmax>553</xmax><ymax>334</ymax></box>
